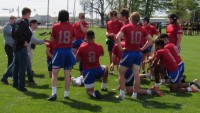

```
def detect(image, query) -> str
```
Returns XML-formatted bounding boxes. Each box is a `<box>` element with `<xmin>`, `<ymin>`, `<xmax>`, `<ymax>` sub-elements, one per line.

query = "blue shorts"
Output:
<box><xmin>52</xmin><ymin>48</ymin><xmax>76</xmax><ymax>70</ymax></box>
<box><xmin>142</xmin><ymin>46</ymin><xmax>152</xmax><ymax>54</ymax></box>
<box><xmin>120</xmin><ymin>51</ymin><xmax>142</xmax><ymax>67</ymax></box>
<box><xmin>125</xmin><ymin>69</ymin><xmax>134</xmax><ymax>86</ymax></box>
<box><xmin>73</xmin><ymin>39</ymin><xmax>84</xmax><ymax>49</ymax></box>
<box><xmin>82</xmin><ymin>66</ymin><xmax>106</xmax><ymax>88</ymax></box>
<box><xmin>179</xmin><ymin>62</ymin><xmax>184</xmax><ymax>77</ymax></box>
<box><xmin>107</xmin><ymin>43</ymin><xmax>114</xmax><ymax>52</ymax></box>
<box><xmin>47</xmin><ymin>59</ymin><xmax>52</xmax><ymax>71</ymax></box>
<box><xmin>165</xmin><ymin>68</ymin><xmax>181</xmax><ymax>84</ymax></box>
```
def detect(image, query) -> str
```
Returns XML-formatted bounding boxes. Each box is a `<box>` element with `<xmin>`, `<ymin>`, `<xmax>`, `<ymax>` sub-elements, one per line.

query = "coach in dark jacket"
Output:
<box><xmin>13</xmin><ymin>7</ymin><xmax>32</xmax><ymax>91</ymax></box>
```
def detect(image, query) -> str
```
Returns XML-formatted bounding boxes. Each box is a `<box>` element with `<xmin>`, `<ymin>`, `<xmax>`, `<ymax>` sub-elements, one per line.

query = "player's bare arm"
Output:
<box><xmin>116</xmin><ymin>32</ymin><xmax>124</xmax><ymax>51</ymax></box>
<box><xmin>141</xmin><ymin>34</ymin><xmax>153</xmax><ymax>51</ymax></box>
<box><xmin>176</xmin><ymin>34</ymin><xmax>182</xmax><ymax>48</ymax></box>
<box><xmin>46</xmin><ymin>47</ymin><xmax>53</xmax><ymax>59</ymax></box>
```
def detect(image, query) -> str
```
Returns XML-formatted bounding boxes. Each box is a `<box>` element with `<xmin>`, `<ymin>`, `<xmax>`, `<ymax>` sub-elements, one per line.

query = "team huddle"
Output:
<box><xmin>1</xmin><ymin>8</ymin><xmax>200</xmax><ymax>101</ymax></box>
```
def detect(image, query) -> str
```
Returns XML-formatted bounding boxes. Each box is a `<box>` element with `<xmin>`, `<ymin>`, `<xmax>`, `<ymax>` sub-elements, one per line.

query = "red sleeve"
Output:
<box><xmin>112</xmin><ymin>44</ymin><xmax>118</xmax><ymax>55</ymax></box>
<box><xmin>51</xmin><ymin>25</ymin><xmax>56</xmax><ymax>39</ymax></box>
<box><xmin>177</xmin><ymin>26</ymin><xmax>183</xmax><ymax>34</ymax></box>
<box><xmin>120</xmin><ymin>26</ymin><xmax>126</xmax><ymax>34</ymax></box>
<box><xmin>84</xmin><ymin>21</ymin><xmax>89</xmax><ymax>28</ymax></box>
<box><xmin>155</xmin><ymin>50</ymin><xmax>161</xmax><ymax>59</ymax></box>
<box><xmin>77</xmin><ymin>47</ymin><xmax>83</xmax><ymax>58</ymax></box>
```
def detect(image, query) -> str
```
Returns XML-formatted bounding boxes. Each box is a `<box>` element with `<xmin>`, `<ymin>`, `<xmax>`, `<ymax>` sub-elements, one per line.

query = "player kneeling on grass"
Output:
<box><xmin>47</xmin><ymin>10</ymin><xmax>76</xmax><ymax>101</ymax></box>
<box><xmin>151</xmin><ymin>39</ymin><xmax>199</xmax><ymax>92</ymax></box>
<box><xmin>76</xmin><ymin>30</ymin><xmax>108</xmax><ymax>99</ymax></box>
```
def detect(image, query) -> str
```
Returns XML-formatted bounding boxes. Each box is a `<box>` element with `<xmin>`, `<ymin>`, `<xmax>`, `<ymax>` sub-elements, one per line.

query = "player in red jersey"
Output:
<box><xmin>48</xmin><ymin>10</ymin><xmax>76</xmax><ymax>101</ymax></box>
<box><xmin>73</xmin><ymin>12</ymin><xmax>89</xmax><ymax>75</ymax></box>
<box><xmin>151</xmin><ymin>39</ymin><xmax>199</xmax><ymax>92</ymax></box>
<box><xmin>76</xmin><ymin>30</ymin><xmax>108</xmax><ymax>99</ymax></box>
<box><xmin>141</xmin><ymin>17</ymin><xmax>160</xmax><ymax>74</ymax></box>
<box><xmin>166</xmin><ymin>14</ymin><xmax>182</xmax><ymax>50</ymax></box>
<box><xmin>157</xmin><ymin>34</ymin><xmax>185</xmax><ymax>83</ymax></box>
<box><xmin>46</xmin><ymin>40</ymin><xmax>56</xmax><ymax>78</ymax></box>
<box><xmin>106</xmin><ymin>10</ymin><xmax>123</xmax><ymax>74</ymax></box>
<box><xmin>73</xmin><ymin>12</ymin><xmax>89</xmax><ymax>54</ymax></box>
<box><xmin>116</xmin><ymin>12</ymin><xmax>153</xmax><ymax>99</ymax></box>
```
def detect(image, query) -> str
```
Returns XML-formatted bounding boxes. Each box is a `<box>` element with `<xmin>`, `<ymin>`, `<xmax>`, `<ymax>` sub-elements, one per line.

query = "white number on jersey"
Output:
<box><xmin>131</xmin><ymin>31</ymin><xmax>142</xmax><ymax>44</ymax></box>
<box><xmin>88</xmin><ymin>51</ymin><xmax>96</xmax><ymax>62</ymax></box>
<box><xmin>58</xmin><ymin>30</ymin><xmax>70</xmax><ymax>44</ymax></box>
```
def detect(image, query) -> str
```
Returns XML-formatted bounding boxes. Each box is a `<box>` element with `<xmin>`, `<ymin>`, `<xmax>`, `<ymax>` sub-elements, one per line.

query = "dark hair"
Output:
<box><xmin>109</xmin><ymin>10</ymin><xmax>118</xmax><ymax>17</ymax></box>
<box><xmin>143</xmin><ymin>17</ymin><xmax>150</xmax><ymax>23</ymax></box>
<box><xmin>58</xmin><ymin>10</ymin><xmax>69</xmax><ymax>22</ymax></box>
<box><xmin>120</xmin><ymin>9</ymin><xmax>129</xmax><ymax>19</ymax></box>
<box><xmin>155</xmin><ymin>39</ymin><xmax>165</xmax><ymax>48</ymax></box>
<box><xmin>157</xmin><ymin>34</ymin><xmax>169</xmax><ymax>39</ymax></box>
<box><xmin>87</xmin><ymin>30</ymin><xmax>95</xmax><ymax>40</ymax></box>
<box><xmin>22</xmin><ymin>7</ymin><xmax>31</xmax><ymax>15</ymax></box>
<box><xmin>169</xmin><ymin>14</ymin><xmax>178</xmax><ymax>24</ymax></box>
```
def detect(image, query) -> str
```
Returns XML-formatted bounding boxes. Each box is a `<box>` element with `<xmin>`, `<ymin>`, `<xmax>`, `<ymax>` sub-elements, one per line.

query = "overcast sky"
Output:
<box><xmin>0</xmin><ymin>0</ymin><xmax>82</xmax><ymax>17</ymax></box>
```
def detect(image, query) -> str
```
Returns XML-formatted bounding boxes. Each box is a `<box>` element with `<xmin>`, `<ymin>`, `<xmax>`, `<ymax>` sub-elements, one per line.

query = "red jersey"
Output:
<box><xmin>46</xmin><ymin>41</ymin><xmax>56</xmax><ymax>59</ymax></box>
<box><xmin>156</xmin><ymin>48</ymin><xmax>178</xmax><ymax>72</ymax></box>
<box><xmin>77</xmin><ymin>42</ymin><xmax>104</xmax><ymax>70</ymax></box>
<box><xmin>164</xmin><ymin>43</ymin><xmax>182</xmax><ymax>64</ymax></box>
<box><xmin>120</xmin><ymin>23</ymin><xmax>149</xmax><ymax>51</ymax></box>
<box><xmin>73</xmin><ymin>21</ymin><xmax>89</xmax><ymax>39</ymax></box>
<box><xmin>166</xmin><ymin>24</ymin><xmax>182</xmax><ymax>45</ymax></box>
<box><xmin>141</xmin><ymin>25</ymin><xmax>159</xmax><ymax>46</ymax></box>
<box><xmin>51</xmin><ymin>22</ymin><xmax>75</xmax><ymax>48</ymax></box>
<box><xmin>112</xmin><ymin>42</ymin><xmax>125</xmax><ymax>64</ymax></box>
<box><xmin>106</xmin><ymin>20</ymin><xmax>123</xmax><ymax>41</ymax></box>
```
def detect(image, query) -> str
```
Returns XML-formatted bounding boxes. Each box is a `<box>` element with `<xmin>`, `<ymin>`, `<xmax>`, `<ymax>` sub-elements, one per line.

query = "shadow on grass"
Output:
<box><xmin>58</xmin><ymin>77</ymin><xmax>65</xmax><ymax>81</ymax></box>
<box><xmin>34</xmin><ymin>74</ymin><xmax>45</xmax><ymax>78</ymax></box>
<box><xmin>168</xmin><ymin>92</ymin><xmax>192</xmax><ymax>97</ymax></box>
<box><xmin>92</xmin><ymin>91</ymin><xmax>120</xmax><ymax>103</ymax></box>
<box><xmin>60</xmin><ymin>99</ymin><xmax>102</xmax><ymax>112</ymax></box>
<box><xmin>141</xmin><ymin>78</ymin><xmax>151</xmax><ymax>85</ymax></box>
<box><xmin>128</xmin><ymin>97</ymin><xmax>182</xmax><ymax>110</ymax></box>
<box><xmin>23</xmin><ymin>91</ymin><xmax>49</xmax><ymax>99</ymax></box>
<box><xmin>29</xmin><ymin>84</ymin><xmax>50</xmax><ymax>89</ymax></box>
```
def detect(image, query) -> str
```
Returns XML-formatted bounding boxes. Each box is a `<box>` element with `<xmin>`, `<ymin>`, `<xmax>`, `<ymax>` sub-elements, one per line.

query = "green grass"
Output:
<box><xmin>0</xmin><ymin>27</ymin><xmax>200</xmax><ymax>113</ymax></box>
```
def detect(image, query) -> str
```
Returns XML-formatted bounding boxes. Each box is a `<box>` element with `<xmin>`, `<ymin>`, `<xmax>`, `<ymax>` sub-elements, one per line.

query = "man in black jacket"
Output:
<box><xmin>12</xmin><ymin>7</ymin><xmax>32</xmax><ymax>91</ymax></box>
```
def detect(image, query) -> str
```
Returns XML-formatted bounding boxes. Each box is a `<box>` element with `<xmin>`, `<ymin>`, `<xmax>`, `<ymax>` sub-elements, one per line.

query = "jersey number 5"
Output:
<box><xmin>58</xmin><ymin>31</ymin><xmax>70</xmax><ymax>44</ymax></box>
<box><xmin>131</xmin><ymin>31</ymin><xmax>142</xmax><ymax>44</ymax></box>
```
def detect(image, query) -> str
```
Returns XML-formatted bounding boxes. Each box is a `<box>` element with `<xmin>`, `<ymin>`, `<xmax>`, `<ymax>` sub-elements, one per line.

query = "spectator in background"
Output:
<box><xmin>12</xmin><ymin>7</ymin><xmax>32</xmax><ymax>91</ymax></box>
<box><xmin>1</xmin><ymin>16</ymin><xmax>17</xmax><ymax>84</ymax></box>
<box><xmin>27</xmin><ymin>19</ymin><xmax>45</xmax><ymax>84</ymax></box>
<box><xmin>3</xmin><ymin>16</ymin><xmax>16</xmax><ymax>67</ymax></box>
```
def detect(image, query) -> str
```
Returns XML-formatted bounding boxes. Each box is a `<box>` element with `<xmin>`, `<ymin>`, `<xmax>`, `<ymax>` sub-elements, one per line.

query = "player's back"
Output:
<box><xmin>51</xmin><ymin>22</ymin><xmax>75</xmax><ymax>48</ymax></box>
<box><xmin>156</xmin><ymin>48</ymin><xmax>178</xmax><ymax>72</ymax></box>
<box><xmin>120</xmin><ymin>23</ymin><xmax>149</xmax><ymax>51</ymax></box>
<box><xmin>78</xmin><ymin>42</ymin><xmax>104</xmax><ymax>70</ymax></box>
<box><xmin>164</xmin><ymin>43</ymin><xmax>182</xmax><ymax>64</ymax></box>
<box><xmin>73</xmin><ymin>21</ymin><xmax>89</xmax><ymax>39</ymax></box>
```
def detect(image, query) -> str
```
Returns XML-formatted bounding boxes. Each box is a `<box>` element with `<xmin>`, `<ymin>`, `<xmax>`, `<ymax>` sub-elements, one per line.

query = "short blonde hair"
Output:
<box><xmin>130</xmin><ymin>12</ymin><xmax>140</xmax><ymax>23</ymax></box>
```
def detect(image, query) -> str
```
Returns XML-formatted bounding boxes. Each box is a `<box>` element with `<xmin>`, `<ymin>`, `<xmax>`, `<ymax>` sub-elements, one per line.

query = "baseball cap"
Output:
<box><xmin>30</xmin><ymin>19</ymin><xmax>41</xmax><ymax>25</ymax></box>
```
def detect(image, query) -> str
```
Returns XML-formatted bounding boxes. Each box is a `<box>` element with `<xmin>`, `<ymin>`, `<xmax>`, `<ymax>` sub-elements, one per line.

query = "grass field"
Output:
<box><xmin>0</xmin><ymin>27</ymin><xmax>200</xmax><ymax>113</ymax></box>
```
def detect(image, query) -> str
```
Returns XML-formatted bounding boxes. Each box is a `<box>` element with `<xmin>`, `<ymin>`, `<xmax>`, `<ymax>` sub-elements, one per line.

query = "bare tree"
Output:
<box><xmin>80</xmin><ymin>0</ymin><xmax>114</xmax><ymax>27</ymax></box>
